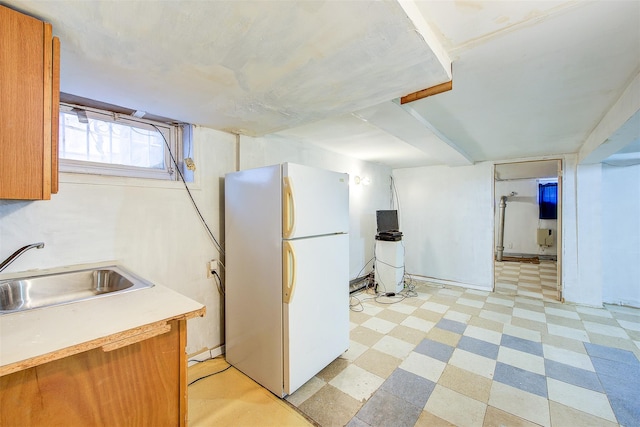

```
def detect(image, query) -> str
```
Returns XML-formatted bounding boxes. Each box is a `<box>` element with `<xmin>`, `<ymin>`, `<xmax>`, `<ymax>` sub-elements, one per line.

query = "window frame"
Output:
<box><xmin>58</xmin><ymin>102</ymin><xmax>182</xmax><ymax>181</ymax></box>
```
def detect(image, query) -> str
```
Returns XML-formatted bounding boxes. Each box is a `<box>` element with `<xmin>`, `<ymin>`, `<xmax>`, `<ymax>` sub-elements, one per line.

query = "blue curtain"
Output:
<box><xmin>539</xmin><ymin>183</ymin><xmax>557</xmax><ymax>219</ymax></box>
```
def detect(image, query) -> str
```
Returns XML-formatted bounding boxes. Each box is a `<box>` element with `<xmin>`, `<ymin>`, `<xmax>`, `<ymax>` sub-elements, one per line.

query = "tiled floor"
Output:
<box><xmin>495</xmin><ymin>260</ymin><xmax>559</xmax><ymax>302</ymax></box>
<box><xmin>286</xmin><ymin>261</ymin><xmax>640</xmax><ymax>427</ymax></box>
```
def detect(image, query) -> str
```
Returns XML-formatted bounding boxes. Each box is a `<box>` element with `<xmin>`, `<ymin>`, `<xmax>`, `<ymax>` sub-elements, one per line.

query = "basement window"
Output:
<box><xmin>538</xmin><ymin>181</ymin><xmax>558</xmax><ymax>220</ymax></box>
<box><xmin>58</xmin><ymin>103</ymin><xmax>187</xmax><ymax>181</ymax></box>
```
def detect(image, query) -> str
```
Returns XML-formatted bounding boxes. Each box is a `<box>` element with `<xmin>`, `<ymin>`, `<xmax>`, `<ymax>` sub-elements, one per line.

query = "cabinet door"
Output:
<box><xmin>0</xmin><ymin>6</ymin><xmax>59</xmax><ymax>200</ymax></box>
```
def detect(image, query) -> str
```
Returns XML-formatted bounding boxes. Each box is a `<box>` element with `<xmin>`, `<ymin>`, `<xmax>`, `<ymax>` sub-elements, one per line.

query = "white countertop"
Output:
<box><xmin>0</xmin><ymin>264</ymin><xmax>205</xmax><ymax>376</ymax></box>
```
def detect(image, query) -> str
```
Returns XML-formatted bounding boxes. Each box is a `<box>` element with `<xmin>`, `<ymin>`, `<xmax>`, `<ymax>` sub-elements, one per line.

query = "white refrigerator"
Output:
<box><xmin>224</xmin><ymin>163</ymin><xmax>350</xmax><ymax>397</ymax></box>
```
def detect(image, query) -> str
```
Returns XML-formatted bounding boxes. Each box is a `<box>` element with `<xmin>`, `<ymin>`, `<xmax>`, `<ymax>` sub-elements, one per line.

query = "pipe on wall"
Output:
<box><xmin>496</xmin><ymin>195</ymin><xmax>508</xmax><ymax>262</ymax></box>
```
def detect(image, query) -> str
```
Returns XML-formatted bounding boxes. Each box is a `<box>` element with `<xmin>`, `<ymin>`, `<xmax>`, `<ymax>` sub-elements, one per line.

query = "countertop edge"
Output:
<box><xmin>0</xmin><ymin>305</ymin><xmax>206</xmax><ymax>377</ymax></box>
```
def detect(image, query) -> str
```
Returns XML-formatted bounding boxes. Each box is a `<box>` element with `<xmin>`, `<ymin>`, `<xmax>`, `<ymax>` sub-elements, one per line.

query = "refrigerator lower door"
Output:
<box><xmin>283</xmin><ymin>233</ymin><xmax>349</xmax><ymax>396</ymax></box>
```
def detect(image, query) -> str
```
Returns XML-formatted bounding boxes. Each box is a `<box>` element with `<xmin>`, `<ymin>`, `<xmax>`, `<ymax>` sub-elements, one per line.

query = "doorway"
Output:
<box><xmin>493</xmin><ymin>160</ymin><xmax>563</xmax><ymax>301</ymax></box>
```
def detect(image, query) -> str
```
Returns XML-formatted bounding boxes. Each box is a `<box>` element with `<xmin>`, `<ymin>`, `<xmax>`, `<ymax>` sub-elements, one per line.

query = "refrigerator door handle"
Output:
<box><xmin>282</xmin><ymin>176</ymin><xmax>295</xmax><ymax>239</ymax></box>
<box><xmin>282</xmin><ymin>241</ymin><xmax>297</xmax><ymax>304</ymax></box>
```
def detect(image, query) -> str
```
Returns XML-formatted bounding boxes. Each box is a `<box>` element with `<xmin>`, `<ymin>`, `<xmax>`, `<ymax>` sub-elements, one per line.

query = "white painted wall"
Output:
<box><xmin>0</xmin><ymin>126</ymin><xmax>235</xmax><ymax>355</ymax></box>
<box><xmin>392</xmin><ymin>162</ymin><xmax>494</xmax><ymax>290</ymax></box>
<box><xmin>566</xmin><ymin>162</ymin><xmax>640</xmax><ymax>308</ymax></box>
<box><xmin>494</xmin><ymin>179</ymin><xmax>557</xmax><ymax>257</ymax></box>
<box><xmin>572</xmin><ymin>163</ymin><xmax>604</xmax><ymax>307</ymax></box>
<box><xmin>240</xmin><ymin>134</ymin><xmax>392</xmax><ymax>279</ymax></box>
<box><xmin>601</xmin><ymin>163</ymin><xmax>640</xmax><ymax>307</ymax></box>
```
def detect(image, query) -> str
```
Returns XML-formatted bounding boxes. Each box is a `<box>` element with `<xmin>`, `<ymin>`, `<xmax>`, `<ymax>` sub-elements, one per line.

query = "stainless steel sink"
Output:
<box><xmin>0</xmin><ymin>266</ymin><xmax>154</xmax><ymax>314</ymax></box>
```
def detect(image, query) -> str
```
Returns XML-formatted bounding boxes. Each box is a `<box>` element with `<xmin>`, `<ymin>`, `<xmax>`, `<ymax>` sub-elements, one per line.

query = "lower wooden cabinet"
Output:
<box><xmin>0</xmin><ymin>319</ymin><xmax>188</xmax><ymax>426</ymax></box>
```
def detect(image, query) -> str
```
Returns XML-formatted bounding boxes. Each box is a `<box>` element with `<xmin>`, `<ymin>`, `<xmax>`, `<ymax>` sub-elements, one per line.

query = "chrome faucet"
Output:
<box><xmin>0</xmin><ymin>242</ymin><xmax>45</xmax><ymax>273</ymax></box>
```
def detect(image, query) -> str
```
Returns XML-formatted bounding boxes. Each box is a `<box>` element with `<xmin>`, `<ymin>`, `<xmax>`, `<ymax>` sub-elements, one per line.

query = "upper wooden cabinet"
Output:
<box><xmin>0</xmin><ymin>5</ymin><xmax>60</xmax><ymax>200</ymax></box>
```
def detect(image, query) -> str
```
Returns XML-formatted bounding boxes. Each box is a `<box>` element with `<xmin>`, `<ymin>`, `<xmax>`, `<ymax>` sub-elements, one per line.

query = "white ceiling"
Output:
<box><xmin>5</xmin><ymin>0</ymin><xmax>639</xmax><ymax>169</ymax></box>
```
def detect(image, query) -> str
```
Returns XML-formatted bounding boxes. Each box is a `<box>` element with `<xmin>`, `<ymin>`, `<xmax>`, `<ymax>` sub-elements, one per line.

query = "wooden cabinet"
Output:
<box><xmin>0</xmin><ymin>5</ymin><xmax>60</xmax><ymax>200</ymax></box>
<box><xmin>0</xmin><ymin>319</ymin><xmax>189</xmax><ymax>426</ymax></box>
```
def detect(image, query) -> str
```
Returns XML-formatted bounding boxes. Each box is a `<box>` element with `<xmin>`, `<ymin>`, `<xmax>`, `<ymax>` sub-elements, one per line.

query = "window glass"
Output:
<box><xmin>58</xmin><ymin>103</ymin><xmax>182</xmax><ymax>181</ymax></box>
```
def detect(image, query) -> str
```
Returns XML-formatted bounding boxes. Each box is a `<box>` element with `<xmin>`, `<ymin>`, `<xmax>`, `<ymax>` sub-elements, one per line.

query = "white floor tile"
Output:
<box><xmin>497</xmin><ymin>346</ymin><xmax>545</xmax><ymax>375</ymax></box>
<box><xmin>286</xmin><ymin>376</ymin><xmax>325</xmax><ymax>406</ymax></box>
<box><xmin>464</xmin><ymin>325</ymin><xmax>503</xmax><ymax>345</ymax></box>
<box><xmin>400</xmin><ymin>316</ymin><xmax>435</xmax><ymax>333</ymax></box>
<box><xmin>547</xmin><ymin>324</ymin><xmax>590</xmax><ymax>342</ymax></box>
<box><xmin>502</xmin><ymin>324</ymin><xmax>542</xmax><ymax>342</ymax></box>
<box><xmin>439</xmin><ymin>288</ymin><xmax>464</xmax><ymax>297</ymax></box>
<box><xmin>328</xmin><ymin>364</ymin><xmax>384</xmax><ymax>402</ymax></box>
<box><xmin>515</xmin><ymin>296</ymin><xmax>544</xmax><ymax>306</ymax></box>
<box><xmin>400</xmin><ymin>352</ymin><xmax>446</xmax><ymax>382</ymax></box>
<box><xmin>421</xmin><ymin>301</ymin><xmax>450</xmax><ymax>314</ymax></box>
<box><xmin>449</xmin><ymin>348</ymin><xmax>496</xmax><ymax>379</ymax></box>
<box><xmin>444</xmin><ymin>310</ymin><xmax>472</xmax><ymax>324</ymax></box>
<box><xmin>547</xmin><ymin>378</ymin><xmax>616</xmax><ymax>422</ymax></box>
<box><xmin>486</xmin><ymin>296</ymin><xmax>515</xmax><ymax>307</ymax></box>
<box><xmin>456</xmin><ymin>297</ymin><xmax>485</xmax><ymax>308</ymax></box>
<box><xmin>576</xmin><ymin>306</ymin><xmax>612</xmax><ymax>318</ymax></box>
<box><xmin>583</xmin><ymin>321</ymin><xmax>629</xmax><ymax>338</ymax></box>
<box><xmin>488</xmin><ymin>381</ymin><xmax>550</xmax><ymax>427</ymax></box>
<box><xmin>618</xmin><ymin>319</ymin><xmax>640</xmax><ymax>332</ymax></box>
<box><xmin>513</xmin><ymin>307</ymin><xmax>547</xmax><ymax>323</ymax></box>
<box><xmin>340</xmin><ymin>340</ymin><xmax>369</xmax><ymax>362</ymax></box>
<box><xmin>372</xmin><ymin>335</ymin><xmax>415</xmax><ymax>359</ymax></box>
<box><xmin>465</xmin><ymin>289</ymin><xmax>490</xmax><ymax>296</ymax></box>
<box><xmin>544</xmin><ymin>307</ymin><xmax>581</xmax><ymax>320</ymax></box>
<box><xmin>425</xmin><ymin>385</ymin><xmax>487</xmax><ymax>427</ymax></box>
<box><xmin>361</xmin><ymin>304</ymin><xmax>384</xmax><ymax>316</ymax></box>
<box><xmin>387</xmin><ymin>303</ymin><xmax>417</xmax><ymax>315</ymax></box>
<box><xmin>542</xmin><ymin>344</ymin><xmax>594</xmax><ymax>372</ymax></box>
<box><xmin>480</xmin><ymin>310</ymin><xmax>512</xmax><ymax>324</ymax></box>
<box><xmin>519</xmin><ymin>292</ymin><xmax>544</xmax><ymax>301</ymax></box>
<box><xmin>361</xmin><ymin>317</ymin><xmax>397</xmax><ymax>334</ymax></box>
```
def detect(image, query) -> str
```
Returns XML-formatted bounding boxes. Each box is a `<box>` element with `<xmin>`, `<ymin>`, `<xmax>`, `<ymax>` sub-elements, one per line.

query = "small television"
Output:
<box><xmin>376</xmin><ymin>210</ymin><xmax>399</xmax><ymax>233</ymax></box>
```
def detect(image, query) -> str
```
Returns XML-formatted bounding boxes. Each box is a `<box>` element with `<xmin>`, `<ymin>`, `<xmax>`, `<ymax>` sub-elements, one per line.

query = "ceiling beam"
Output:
<box><xmin>579</xmin><ymin>72</ymin><xmax>640</xmax><ymax>164</ymax></box>
<box><xmin>400</xmin><ymin>80</ymin><xmax>452</xmax><ymax>104</ymax></box>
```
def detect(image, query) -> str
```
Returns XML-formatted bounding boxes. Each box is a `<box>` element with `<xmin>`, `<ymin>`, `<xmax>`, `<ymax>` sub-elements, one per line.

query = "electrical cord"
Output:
<box><xmin>212</xmin><ymin>270</ymin><xmax>225</xmax><ymax>294</ymax></box>
<box><xmin>352</xmin><ymin>256</ymin><xmax>375</xmax><ymax>282</ymax></box>
<box><xmin>151</xmin><ymin>123</ymin><xmax>225</xmax><ymax>256</ymax></box>
<box><xmin>188</xmin><ymin>364</ymin><xmax>233</xmax><ymax>386</ymax></box>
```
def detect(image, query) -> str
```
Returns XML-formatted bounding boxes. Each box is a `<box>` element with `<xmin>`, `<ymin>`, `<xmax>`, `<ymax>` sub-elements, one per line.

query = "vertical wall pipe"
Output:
<box><xmin>496</xmin><ymin>196</ymin><xmax>508</xmax><ymax>261</ymax></box>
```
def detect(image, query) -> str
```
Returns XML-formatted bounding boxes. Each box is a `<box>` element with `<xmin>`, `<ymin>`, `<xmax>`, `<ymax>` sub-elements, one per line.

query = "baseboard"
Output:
<box><xmin>187</xmin><ymin>344</ymin><xmax>225</xmax><ymax>366</ymax></box>
<box><xmin>407</xmin><ymin>274</ymin><xmax>492</xmax><ymax>292</ymax></box>
<box><xmin>499</xmin><ymin>252</ymin><xmax>557</xmax><ymax>261</ymax></box>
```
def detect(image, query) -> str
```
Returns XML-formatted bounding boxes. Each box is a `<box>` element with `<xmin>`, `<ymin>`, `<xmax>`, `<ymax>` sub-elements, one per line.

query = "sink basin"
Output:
<box><xmin>0</xmin><ymin>266</ymin><xmax>154</xmax><ymax>314</ymax></box>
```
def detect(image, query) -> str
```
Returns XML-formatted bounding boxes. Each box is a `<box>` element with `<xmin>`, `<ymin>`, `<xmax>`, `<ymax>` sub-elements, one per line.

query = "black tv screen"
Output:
<box><xmin>376</xmin><ymin>210</ymin><xmax>399</xmax><ymax>233</ymax></box>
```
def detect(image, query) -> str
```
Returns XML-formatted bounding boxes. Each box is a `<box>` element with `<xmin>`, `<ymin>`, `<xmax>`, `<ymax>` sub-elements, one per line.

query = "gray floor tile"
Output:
<box><xmin>346</xmin><ymin>416</ymin><xmax>371</xmax><ymax>427</ymax></box>
<box><xmin>414</xmin><ymin>338</ymin><xmax>455</xmax><ymax>363</ymax></box>
<box><xmin>494</xmin><ymin>362</ymin><xmax>548</xmax><ymax>398</ymax></box>
<box><xmin>355</xmin><ymin>389</ymin><xmax>422</xmax><ymax>427</ymax></box>
<box><xmin>436</xmin><ymin>318</ymin><xmax>467</xmax><ymax>334</ymax></box>
<box><xmin>380</xmin><ymin>368</ymin><xmax>436</xmax><ymax>408</ymax></box>
<box><xmin>457</xmin><ymin>335</ymin><xmax>499</xmax><ymax>360</ymax></box>
<box><xmin>598</xmin><ymin>372</ymin><xmax>640</xmax><ymax>427</ymax></box>
<box><xmin>591</xmin><ymin>356</ymin><xmax>640</xmax><ymax>381</ymax></box>
<box><xmin>501</xmin><ymin>334</ymin><xmax>544</xmax><ymax>357</ymax></box>
<box><xmin>585</xmin><ymin>342</ymin><xmax>640</xmax><ymax>364</ymax></box>
<box><xmin>544</xmin><ymin>359</ymin><xmax>603</xmax><ymax>393</ymax></box>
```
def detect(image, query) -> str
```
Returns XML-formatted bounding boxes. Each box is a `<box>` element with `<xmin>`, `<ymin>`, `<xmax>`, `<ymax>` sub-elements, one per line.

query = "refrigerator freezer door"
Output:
<box><xmin>283</xmin><ymin>163</ymin><xmax>349</xmax><ymax>239</ymax></box>
<box><xmin>283</xmin><ymin>233</ymin><xmax>349</xmax><ymax>395</ymax></box>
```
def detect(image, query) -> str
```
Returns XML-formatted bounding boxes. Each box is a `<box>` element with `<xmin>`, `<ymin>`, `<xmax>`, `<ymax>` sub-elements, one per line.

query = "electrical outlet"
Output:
<box><xmin>207</xmin><ymin>259</ymin><xmax>218</xmax><ymax>278</ymax></box>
